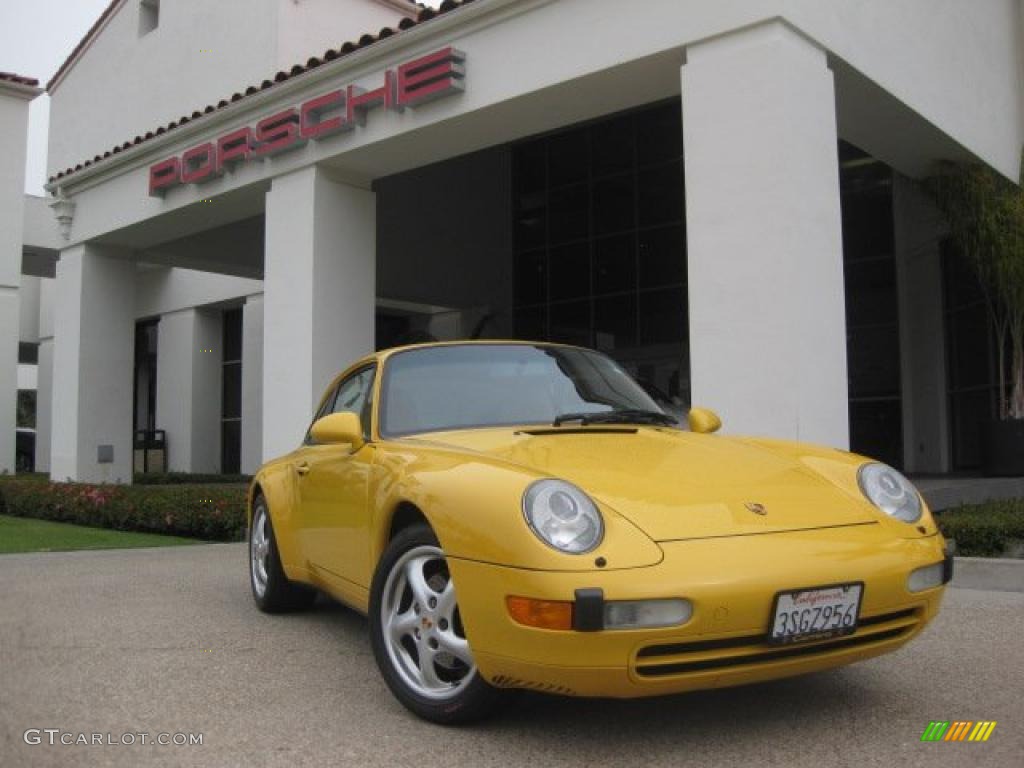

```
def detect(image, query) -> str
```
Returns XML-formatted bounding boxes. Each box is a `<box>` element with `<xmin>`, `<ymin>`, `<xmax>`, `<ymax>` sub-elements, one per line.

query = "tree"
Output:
<box><xmin>928</xmin><ymin>160</ymin><xmax>1024</xmax><ymax>421</ymax></box>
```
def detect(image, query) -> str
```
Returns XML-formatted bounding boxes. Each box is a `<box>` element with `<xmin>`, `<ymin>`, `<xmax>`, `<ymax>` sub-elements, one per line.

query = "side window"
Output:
<box><xmin>304</xmin><ymin>385</ymin><xmax>339</xmax><ymax>445</ymax></box>
<box><xmin>308</xmin><ymin>366</ymin><xmax>376</xmax><ymax>444</ymax></box>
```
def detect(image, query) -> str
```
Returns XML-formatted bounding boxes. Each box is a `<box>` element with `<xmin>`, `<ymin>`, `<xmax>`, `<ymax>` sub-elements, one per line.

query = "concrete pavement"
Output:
<box><xmin>0</xmin><ymin>543</ymin><xmax>1021</xmax><ymax>768</ymax></box>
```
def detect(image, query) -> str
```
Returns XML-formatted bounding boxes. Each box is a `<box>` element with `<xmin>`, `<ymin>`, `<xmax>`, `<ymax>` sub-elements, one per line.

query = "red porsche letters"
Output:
<box><xmin>149</xmin><ymin>47</ymin><xmax>465</xmax><ymax>197</ymax></box>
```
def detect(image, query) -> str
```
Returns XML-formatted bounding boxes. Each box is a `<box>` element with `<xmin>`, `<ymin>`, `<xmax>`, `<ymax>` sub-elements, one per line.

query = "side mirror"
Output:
<box><xmin>310</xmin><ymin>412</ymin><xmax>365</xmax><ymax>449</ymax></box>
<box><xmin>688</xmin><ymin>407</ymin><xmax>722</xmax><ymax>434</ymax></box>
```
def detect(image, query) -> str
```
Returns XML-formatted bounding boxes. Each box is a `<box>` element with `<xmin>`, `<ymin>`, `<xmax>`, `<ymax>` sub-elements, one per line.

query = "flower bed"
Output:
<box><xmin>0</xmin><ymin>475</ymin><xmax>247</xmax><ymax>542</ymax></box>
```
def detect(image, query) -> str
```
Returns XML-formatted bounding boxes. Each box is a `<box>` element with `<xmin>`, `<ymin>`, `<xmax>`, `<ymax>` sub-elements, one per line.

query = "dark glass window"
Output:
<box><xmin>221</xmin><ymin>308</ymin><xmax>243</xmax><ymax>474</ymax></box>
<box><xmin>593</xmin><ymin>175</ymin><xmax>635</xmax><ymax>235</ymax></box>
<box><xmin>549</xmin><ymin>243</ymin><xmax>590</xmax><ymax>302</ymax></box>
<box><xmin>18</xmin><ymin>343</ymin><xmax>38</xmax><ymax>365</ymax></box>
<box><xmin>514</xmin><ymin>249</ymin><xmax>547</xmax><ymax>306</ymax></box>
<box><xmin>548</xmin><ymin>184</ymin><xmax>589</xmax><ymax>244</ymax></box>
<box><xmin>591</xmin><ymin>115</ymin><xmax>634</xmax><ymax>177</ymax></box>
<box><xmin>593</xmin><ymin>235</ymin><xmax>635</xmax><ymax>296</ymax></box>
<box><xmin>594</xmin><ymin>294</ymin><xmax>637</xmax><ymax>352</ymax></box>
<box><xmin>638</xmin><ymin>225</ymin><xmax>685</xmax><ymax>290</ymax></box>
<box><xmin>638</xmin><ymin>162</ymin><xmax>684</xmax><ymax>229</ymax></box>
<box><xmin>636</xmin><ymin>103</ymin><xmax>682</xmax><ymax>166</ymax></box>
<box><xmin>548</xmin><ymin>128</ymin><xmax>589</xmax><ymax>186</ymax></box>
<box><xmin>549</xmin><ymin>300</ymin><xmax>591</xmax><ymax>347</ymax></box>
<box><xmin>222</xmin><ymin>362</ymin><xmax>242</xmax><ymax>420</ymax></box>
<box><xmin>840</xmin><ymin>142</ymin><xmax>902</xmax><ymax>468</ymax></box>
<box><xmin>133</xmin><ymin>320</ymin><xmax>159</xmax><ymax>432</ymax></box>
<box><xmin>512</xmin><ymin>100</ymin><xmax>689</xmax><ymax>404</ymax></box>
<box><xmin>942</xmin><ymin>240</ymin><xmax>1009</xmax><ymax>469</ymax></box>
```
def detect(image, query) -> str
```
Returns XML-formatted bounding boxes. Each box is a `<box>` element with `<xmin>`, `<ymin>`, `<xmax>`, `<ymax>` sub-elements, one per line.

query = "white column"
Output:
<box><xmin>263</xmin><ymin>167</ymin><xmax>375</xmax><ymax>460</ymax></box>
<box><xmin>34</xmin><ymin>277</ymin><xmax>54</xmax><ymax>473</ymax></box>
<box><xmin>241</xmin><ymin>294</ymin><xmax>264</xmax><ymax>475</ymax></box>
<box><xmin>683</xmin><ymin>21</ymin><xmax>849</xmax><ymax>448</ymax></box>
<box><xmin>50</xmin><ymin>244</ymin><xmax>136</xmax><ymax>483</ymax></box>
<box><xmin>0</xmin><ymin>285</ymin><xmax>16</xmax><ymax>474</ymax></box>
<box><xmin>894</xmin><ymin>174</ymin><xmax>950</xmax><ymax>473</ymax></box>
<box><xmin>156</xmin><ymin>308</ymin><xmax>222</xmax><ymax>473</ymax></box>
<box><xmin>35</xmin><ymin>340</ymin><xmax>53</xmax><ymax>473</ymax></box>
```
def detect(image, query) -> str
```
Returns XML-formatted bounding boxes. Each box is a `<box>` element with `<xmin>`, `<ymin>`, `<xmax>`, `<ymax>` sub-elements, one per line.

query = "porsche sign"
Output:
<box><xmin>149</xmin><ymin>47</ymin><xmax>465</xmax><ymax>197</ymax></box>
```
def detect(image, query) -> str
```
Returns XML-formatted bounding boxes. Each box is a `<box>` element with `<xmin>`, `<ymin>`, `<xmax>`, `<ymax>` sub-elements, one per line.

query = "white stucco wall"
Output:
<box><xmin>48</xmin><ymin>0</ymin><xmax>279</xmax><ymax>178</ymax></box>
<box><xmin>135</xmin><ymin>265</ymin><xmax>262</xmax><ymax>319</ymax></box>
<box><xmin>276</xmin><ymin>0</ymin><xmax>417</xmax><ymax>71</ymax></box>
<box><xmin>784</xmin><ymin>0</ymin><xmax>1024</xmax><ymax>182</ymax></box>
<box><xmin>17</xmin><ymin>275</ymin><xmax>40</xmax><ymax>344</ymax></box>
<box><xmin>22</xmin><ymin>195</ymin><xmax>63</xmax><ymax>251</ymax></box>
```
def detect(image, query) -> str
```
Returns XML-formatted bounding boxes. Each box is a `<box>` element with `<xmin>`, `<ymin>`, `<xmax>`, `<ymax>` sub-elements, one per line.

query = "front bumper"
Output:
<box><xmin>448</xmin><ymin>524</ymin><xmax>948</xmax><ymax>698</ymax></box>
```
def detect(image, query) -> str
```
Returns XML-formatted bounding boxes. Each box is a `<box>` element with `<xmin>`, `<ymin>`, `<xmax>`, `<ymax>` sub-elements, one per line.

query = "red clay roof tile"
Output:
<box><xmin>0</xmin><ymin>71</ymin><xmax>40</xmax><ymax>87</ymax></box>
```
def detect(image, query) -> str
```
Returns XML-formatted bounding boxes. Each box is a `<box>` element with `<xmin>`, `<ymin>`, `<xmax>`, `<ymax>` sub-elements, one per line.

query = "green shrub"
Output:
<box><xmin>0</xmin><ymin>476</ymin><xmax>247</xmax><ymax>542</ymax></box>
<box><xmin>935</xmin><ymin>499</ymin><xmax>1024</xmax><ymax>558</ymax></box>
<box><xmin>133</xmin><ymin>472</ymin><xmax>251</xmax><ymax>485</ymax></box>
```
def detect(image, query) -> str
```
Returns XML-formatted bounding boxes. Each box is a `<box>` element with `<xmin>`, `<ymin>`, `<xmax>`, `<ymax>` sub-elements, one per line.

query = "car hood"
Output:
<box><xmin>401</xmin><ymin>427</ymin><xmax>876</xmax><ymax>541</ymax></box>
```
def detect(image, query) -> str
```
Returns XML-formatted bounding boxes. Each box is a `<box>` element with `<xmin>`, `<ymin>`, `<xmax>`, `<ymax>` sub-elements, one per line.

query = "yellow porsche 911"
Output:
<box><xmin>247</xmin><ymin>341</ymin><xmax>952</xmax><ymax>723</ymax></box>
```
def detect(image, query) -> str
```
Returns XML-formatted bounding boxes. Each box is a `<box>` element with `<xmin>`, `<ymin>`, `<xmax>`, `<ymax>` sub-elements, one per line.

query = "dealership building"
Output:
<box><xmin>2</xmin><ymin>0</ymin><xmax>1023</xmax><ymax>482</ymax></box>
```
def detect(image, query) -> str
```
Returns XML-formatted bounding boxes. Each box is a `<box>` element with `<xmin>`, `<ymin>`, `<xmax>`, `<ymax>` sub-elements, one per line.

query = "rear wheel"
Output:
<box><xmin>369</xmin><ymin>523</ymin><xmax>506</xmax><ymax>724</ymax></box>
<box><xmin>249</xmin><ymin>495</ymin><xmax>316</xmax><ymax>613</ymax></box>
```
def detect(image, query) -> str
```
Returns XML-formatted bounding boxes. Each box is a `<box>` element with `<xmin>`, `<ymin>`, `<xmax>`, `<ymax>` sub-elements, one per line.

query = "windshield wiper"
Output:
<box><xmin>552</xmin><ymin>409</ymin><xmax>677</xmax><ymax>427</ymax></box>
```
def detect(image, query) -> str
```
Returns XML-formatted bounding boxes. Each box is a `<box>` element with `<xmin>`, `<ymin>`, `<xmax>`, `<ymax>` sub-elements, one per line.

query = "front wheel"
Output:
<box><xmin>369</xmin><ymin>524</ymin><xmax>506</xmax><ymax>724</ymax></box>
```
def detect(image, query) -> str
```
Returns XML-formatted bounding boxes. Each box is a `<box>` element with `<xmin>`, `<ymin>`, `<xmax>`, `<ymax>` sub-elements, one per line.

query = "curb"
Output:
<box><xmin>952</xmin><ymin>556</ymin><xmax>1024</xmax><ymax>593</ymax></box>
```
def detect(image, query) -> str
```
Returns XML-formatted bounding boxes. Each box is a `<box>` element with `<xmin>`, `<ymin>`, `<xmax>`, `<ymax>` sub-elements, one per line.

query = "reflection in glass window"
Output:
<box><xmin>512</xmin><ymin>101</ymin><xmax>689</xmax><ymax>405</ymax></box>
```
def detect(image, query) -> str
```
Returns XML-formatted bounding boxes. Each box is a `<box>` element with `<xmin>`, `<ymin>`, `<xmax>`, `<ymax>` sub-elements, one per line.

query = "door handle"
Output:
<box><xmin>295</xmin><ymin>461</ymin><xmax>310</xmax><ymax>476</ymax></box>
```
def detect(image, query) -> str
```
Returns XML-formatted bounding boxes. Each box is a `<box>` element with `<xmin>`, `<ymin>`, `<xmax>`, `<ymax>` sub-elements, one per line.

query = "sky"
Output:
<box><xmin>0</xmin><ymin>0</ymin><xmax>443</xmax><ymax>197</ymax></box>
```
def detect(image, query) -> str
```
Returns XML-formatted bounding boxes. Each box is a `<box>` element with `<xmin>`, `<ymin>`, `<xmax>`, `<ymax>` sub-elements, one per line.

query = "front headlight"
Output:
<box><xmin>522</xmin><ymin>479</ymin><xmax>604</xmax><ymax>554</ymax></box>
<box><xmin>857</xmin><ymin>462</ymin><xmax>922</xmax><ymax>523</ymax></box>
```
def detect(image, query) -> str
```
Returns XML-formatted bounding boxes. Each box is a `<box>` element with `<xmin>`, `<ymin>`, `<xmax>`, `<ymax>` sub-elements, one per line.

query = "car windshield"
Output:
<box><xmin>379</xmin><ymin>344</ymin><xmax>665</xmax><ymax>437</ymax></box>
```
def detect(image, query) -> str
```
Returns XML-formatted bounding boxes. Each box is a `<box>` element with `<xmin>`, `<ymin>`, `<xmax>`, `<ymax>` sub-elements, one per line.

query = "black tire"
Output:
<box><xmin>369</xmin><ymin>523</ymin><xmax>506</xmax><ymax>724</ymax></box>
<box><xmin>249</xmin><ymin>495</ymin><xmax>316</xmax><ymax>613</ymax></box>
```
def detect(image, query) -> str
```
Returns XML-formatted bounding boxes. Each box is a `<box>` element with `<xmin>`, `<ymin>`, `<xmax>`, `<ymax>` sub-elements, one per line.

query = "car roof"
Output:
<box><xmin>374</xmin><ymin>339</ymin><xmax>581</xmax><ymax>363</ymax></box>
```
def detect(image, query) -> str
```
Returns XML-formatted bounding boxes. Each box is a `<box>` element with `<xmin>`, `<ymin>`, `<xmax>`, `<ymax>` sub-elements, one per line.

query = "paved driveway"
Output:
<box><xmin>0</xmin><ymin>544</ymin><xmax>1020</xmax><ymax>768</ymax></box>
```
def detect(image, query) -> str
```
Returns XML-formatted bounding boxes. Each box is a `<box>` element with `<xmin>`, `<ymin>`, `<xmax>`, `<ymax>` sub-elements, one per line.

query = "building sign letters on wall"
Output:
<box><xmin>148</xmin><ymin>47</ymin><xmax>466</xmax><ymax>197</ymax></box>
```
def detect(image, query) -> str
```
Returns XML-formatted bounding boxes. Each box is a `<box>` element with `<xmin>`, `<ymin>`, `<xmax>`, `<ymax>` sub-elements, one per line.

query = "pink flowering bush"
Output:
<box><xmin>0</xmin><ymin>475</ymin><xmax>246</xmax><ymax>541</ymax></box>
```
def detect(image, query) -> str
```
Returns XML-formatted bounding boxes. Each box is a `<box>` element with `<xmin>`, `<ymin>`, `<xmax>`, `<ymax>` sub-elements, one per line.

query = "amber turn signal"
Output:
<box><xmin>506</xmin><ymin>596</ymin><xmax>573</xmax><ymax>630</ymax></box>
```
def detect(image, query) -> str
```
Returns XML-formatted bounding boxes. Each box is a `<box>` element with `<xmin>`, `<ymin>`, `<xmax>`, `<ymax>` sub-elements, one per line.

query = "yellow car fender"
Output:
<box><xmin>249</xmin><ymin>453</ymin><xmax>304</xmax><ymax>577</ymax></box>
<box><xmin>369</xmin><ymin>440</ymin><xmax>663</xmax><ymax>574</ymax></box>
<box><xmin>739</xmin><ymin>437</ymin><xmax>943</xmax><ymax>540</ymax></box>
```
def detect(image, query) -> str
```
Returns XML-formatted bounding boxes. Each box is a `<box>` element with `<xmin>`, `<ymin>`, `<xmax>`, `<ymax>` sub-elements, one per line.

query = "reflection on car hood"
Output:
<box><xmin>401</xmin><ymin>427</ymin><xmax>875</xmax><ymax>541</ymax></box>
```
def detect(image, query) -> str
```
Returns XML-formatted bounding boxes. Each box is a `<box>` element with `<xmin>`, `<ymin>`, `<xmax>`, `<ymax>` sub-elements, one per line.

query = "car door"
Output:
<box><xmin>296</xmin><ymin>365</ymin><xmax>377</xmax><ymax>590</ymax></box>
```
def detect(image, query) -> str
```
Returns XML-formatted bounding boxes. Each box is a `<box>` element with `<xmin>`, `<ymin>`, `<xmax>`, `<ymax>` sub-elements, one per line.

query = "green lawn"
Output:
<box><xmin>0</xmin><ymin>515</ymin><xmax>204</xmax><ymax>554</ymax></box>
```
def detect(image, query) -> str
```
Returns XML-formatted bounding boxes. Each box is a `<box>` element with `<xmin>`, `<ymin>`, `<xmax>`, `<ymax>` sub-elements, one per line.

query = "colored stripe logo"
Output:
<box><xmin>921</xmin><ymin>721</ymin><xmax>996</xmax><ymax>742</ymax></box>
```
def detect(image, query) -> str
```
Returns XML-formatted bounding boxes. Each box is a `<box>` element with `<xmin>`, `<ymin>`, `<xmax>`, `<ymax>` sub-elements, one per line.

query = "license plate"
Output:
<box><xmin>768</xmin><ymin>583</ymin><xmax>863</xmax><ymax>645</ymax></box>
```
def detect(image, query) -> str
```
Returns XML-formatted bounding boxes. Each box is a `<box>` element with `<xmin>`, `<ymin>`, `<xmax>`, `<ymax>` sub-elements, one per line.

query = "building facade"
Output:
<box><xmin>5</xmin><ymin>0</ymin><xmax>1024</xmax><ymax>481</ymax></box>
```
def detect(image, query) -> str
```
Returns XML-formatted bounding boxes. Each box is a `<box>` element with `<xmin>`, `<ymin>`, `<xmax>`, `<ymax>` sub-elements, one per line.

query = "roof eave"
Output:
<box><xmin>0</xmin><ymin>79</ymin><xmax>44</xmax><ymax>101</ymax></box>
